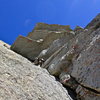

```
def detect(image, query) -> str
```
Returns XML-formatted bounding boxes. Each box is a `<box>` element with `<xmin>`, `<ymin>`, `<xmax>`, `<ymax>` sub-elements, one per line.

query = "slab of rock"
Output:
<box><xmin>11</xmin><ymin>27</ymin><xmax>74</xmax><ymax>61</ymax></box>
<box><xmin>76</xmin><ymin>85</ymin><xmax>100</xmax><ymax>100</ymax></box>
<box><xmin>27</xmin><ymin>23</ymin><xmax>72</xmax><ymax>41</ymax></box>
<box><xmin>41</xmin><ymin>33</ymin><xmax>77</xmax><ymax>76</ymax></box>
<box><xmin>27</xmin><ymin>29</ymin><xmax>73</xmax><ymax>50</ymax></box>
<box><xmin>58</xmin><ymin>29</ymin><xmax>100</xmax><ymax>100</ymax></box>
<box><xmin>11</xmin><ymin>35</ymin><xmax>42</xmax><ymax>61</ymax></box>
<box><xmin>71</xmin><ymin>32</ymin><xmax>100</xmax><ymax>93</ymax></box>
<box><xmin>38</xmin><ymin>32</ymin><xmax>74</xmax><ymax>61</ymax></box>
<box><xmin>40</xmin><ymin>31</ymin><xmax>69</xmax><ymax>49</ymax></box>
<box><xmin>42</xmin><ymin>44</ymin><xmax>68</xmax><ymax>75</ymax></box>
<box><xmin>41</xmin><ymin>18</ymin><xmax>100</xmax><ymax>100</ymax></box>
<box><xmin>27</xmin><ymin>30</ymin><xmax>51</xmax><ymax>40</ymax></box>
<box><xmin>0</xmin><ymin>40</ymin><xmax>72</xmax><ymax>100</ymax></box>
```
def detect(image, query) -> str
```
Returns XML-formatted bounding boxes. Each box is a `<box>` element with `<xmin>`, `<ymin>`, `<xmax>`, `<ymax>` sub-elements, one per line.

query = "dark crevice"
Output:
<box><xmin>81</xmin><ymin>85</ymin><xmax>100</xmax><ymax>94</ymax></box>
<box><xmin>63</xmin><ymin>85</ymin><xmax>78</xmax><ymax>100</ymax></box>
<box><xmin>55</xmin><ymin>75</ymin><xmax>100</xmax><ymax>100</ymax></box>
<box><xmin>55</xmin><ymin>76</ymin><xmax>78</xmax><ymax>100</ymax></box>
<box><xmin>72</xmin><ymin>77</ymin><xmax>100</xmax><ymax>94</ymax></box>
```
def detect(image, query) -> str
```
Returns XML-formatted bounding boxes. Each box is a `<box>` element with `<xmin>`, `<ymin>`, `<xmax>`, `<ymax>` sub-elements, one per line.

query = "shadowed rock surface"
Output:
<box><xmin>40</xmin><ymin>15</ymin><xmax>100</xmax><ymax>100</ymax></box>
<box><xmin>10</xmin><ymin>35</ymin><xmax>42</xmax><ymax>61</ymax></box>
<box><xmin>38</xmin><ymin>31</ymin><xmax>74</xmax><ymax>61</ymax></box>
<box><xmin>11</xmin><ymin>23</ymin><xmax>73</xmax><ymax>61</ymax></box>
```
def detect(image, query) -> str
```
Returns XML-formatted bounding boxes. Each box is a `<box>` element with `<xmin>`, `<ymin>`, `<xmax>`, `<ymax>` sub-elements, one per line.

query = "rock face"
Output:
<box><xmin>11</xmin><ymin>23</ymin><xmax>73</xmax><ymax>61</ymax></box>
<box><xmin>85</xmin><ymin>13</ymin><xmax>100</xmax><ymax>29</ymax></box>
<box><xmin>9</xmin><ymin>14</ymin><xmax>100</xmax><ymax>100</ymax></box>
<box><xmin>32</xmin><ymin>23</ymin><xmax>71</xmax><ymax>31</ymax></box>
<box><xmin>0</xmin><ymin>40</ymin><xmax>72</xmax><ymax>100</ymax></box>
<box><xmin>11</xmin><ymin>35</ymin><xmax>42</xmax><ymax>61</ymax></box>
<box><xmin>38</xmin><ymin>32</ymin><xmax>74</xmax><ymax>61</ymax></box>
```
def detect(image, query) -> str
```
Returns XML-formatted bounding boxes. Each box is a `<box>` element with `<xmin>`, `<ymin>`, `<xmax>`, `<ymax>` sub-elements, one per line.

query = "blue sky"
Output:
<box><xmin>0</xmin><ymin>0</ymin><xmax>100</xmax><ymax>44</ymax></box>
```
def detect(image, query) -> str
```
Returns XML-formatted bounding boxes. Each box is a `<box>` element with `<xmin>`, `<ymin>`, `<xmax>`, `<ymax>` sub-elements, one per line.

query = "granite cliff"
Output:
<box><xmin>0</xmin><ymin>14</ymin><xmax>100</xmax><ymax>100</ymax></box>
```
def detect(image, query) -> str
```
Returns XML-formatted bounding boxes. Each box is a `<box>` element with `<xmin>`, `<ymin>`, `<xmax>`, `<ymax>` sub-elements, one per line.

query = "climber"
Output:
<box><xmin>34</xmin><ymin>57</ymin><xmax>40</xmax><ymax>65</ymax></box>
<box><xmin>3</xmin><ymin>44</ymin><xmax>10</xmax><ymax>49</ymax></box>
<box><xmin>34</xmin><ymin>57</ymin><xmax>45</xmax><ymax>66</ymax></box>
<box><xmin>39</xmin><ymin>58</ymin><xmax>45</xmax><ymax>66</ymax></box>
<box><xmin>59</xmin><ymin>73</ymin><xmax>71</xmax><ymax>84</ymax></box>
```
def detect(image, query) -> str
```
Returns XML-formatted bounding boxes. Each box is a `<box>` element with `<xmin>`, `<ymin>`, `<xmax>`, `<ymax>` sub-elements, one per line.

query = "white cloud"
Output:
<box><xmin>24</xmin><ymin>19</ymin><xmax>32</xmax><ymax>27</ymax></box>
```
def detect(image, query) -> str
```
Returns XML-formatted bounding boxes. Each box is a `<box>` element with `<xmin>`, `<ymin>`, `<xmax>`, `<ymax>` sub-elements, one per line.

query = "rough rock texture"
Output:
<box><xmin>40</xmin><ymin>15</ymin><xmax>100</xmax><ymax>100</ymax></box>
<box><xmin>32</xmin><ymin>23</ymin><xmax>71</xmax><ymax>31</ymax></box>
<box><xmin>27</xmin><ymin>22</ymin><xmax>72</xmax><ymax>41</ymax></box>
<box><xmin>10</xmin><ymin>14</ymin><xmax>100</xmax><ymax>100</ymax></box>
<box><xmin>0</xmin><ymin>40</ymin><xmax>10</xmax><ymax>49</ymax></box>
<box><xmin>0</xmin><ymin>40</ymin><xmax>72</xmax><ymax>100</ymax></box>
<box><xmin>38</xmin><ymin>31</ymin><xmax>74</xmax><ymax>61</ymax></box>
<box><xmin>76</xmin><ymin>85</ymin><xmax>100</xmax><ymax>100</ymax></box>
<box><xmin>71</xmin><ymin>31</ymin><xmax>100</xmax><ymax>92</ymax></box>
<box><xmin>10</xmin><ymin>35</ymin><xmax>42</xmax><ymax>61</ymax></box>
<box><xmin>11</xmin><ymin>23</ymin><xmax>73</xmax><ymax>61</ymax></box>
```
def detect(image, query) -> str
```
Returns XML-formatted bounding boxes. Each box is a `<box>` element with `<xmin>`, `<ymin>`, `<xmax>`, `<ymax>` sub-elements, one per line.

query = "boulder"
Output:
<box><xmin>10</xmin><ymin>35</ymin><xmax>42</xmax><ymax>61</ymax></box>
